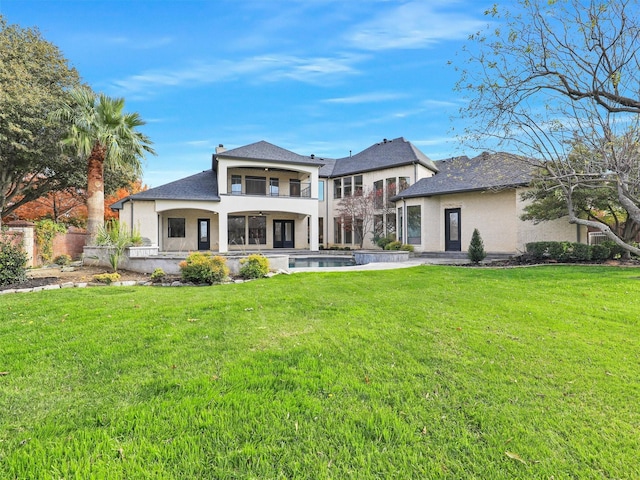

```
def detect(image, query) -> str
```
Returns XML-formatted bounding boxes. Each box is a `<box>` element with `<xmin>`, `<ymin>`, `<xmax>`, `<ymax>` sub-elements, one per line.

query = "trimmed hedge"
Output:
<box><xmin>525</xmin><ymin>241</ymin><xmax>617</xmax><ymax>263</ymax></box>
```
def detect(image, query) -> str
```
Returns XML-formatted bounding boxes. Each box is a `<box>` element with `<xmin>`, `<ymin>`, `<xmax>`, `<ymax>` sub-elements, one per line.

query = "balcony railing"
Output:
<box><xmin>229</xmin><ymin>181</ymin><xmax>312</xmax><ymax>198</ymax></box>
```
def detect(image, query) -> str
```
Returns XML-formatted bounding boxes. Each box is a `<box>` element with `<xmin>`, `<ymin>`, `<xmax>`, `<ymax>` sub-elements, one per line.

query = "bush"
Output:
<box><xmin>570</xmin><ymin>242</ymin><xmax>592</xmax><ymax>262</ymax></box>
<box><xmin>150</xmin><ymin>268</ymin><xmax>166</xmax><ymax>283</ymax></box>
<box><xmin>374</xmin><ymin>233</ymin><xmax>395</xmax><ymax>250</ymax></box>
<box><xmin>0</xmin><ymin>232</ymin><xmax>28</xmax><ymax>286</ymax></box>
<box><xmin>591</xmin><ymin>243</ymin><xmax>611</xmax><ymax>261</ymax></box>
<box><xmin>95</xmin><ymin>219</ymin><xmax>143</xmax><ymax>272</ymax></box>
<box><xmin>400</xmin><ymin>243</ymin><xmax>414</xmax><ymax>252</ymax></box>
<box><xmin>600</xmin><ymin>240</ymin><xmax>626</xmax><ymax>259</ymax></box>
<box><xmin>54</xmin><ymin>254</ymin><xmax>72</xmax><ymax>266</ymax></box>
<box><xmin>92</xmin><ymin>272</ymin><xmax>121</xmax><ymax>284</ymax></box>
<box><xmin>548</xmin><ymin>241</ymin><xmax>569</xmax><ymax>261</ymax></box>
<box><xmin>526</xmin><ymin>241</ymin><xmax>551</xmax><ymax>260</ymax></box>
<box><xmin>385</xmin><ymin>241</ymin><xmax>402</xmax><ymax>250</ymax></box>
<box><xmin>467</xmin><ymin>228</ymin><xmax>487</xmax><ymax>264</ymax></box>
<box><xmin>239</xmin><ymin>254</ymin><xmax>270</xmax><ymax>279</ymax></box>
<box><xmin>179</xmin><ymin>252</ymin><xmax>229</xmax><ymax>284</ymax></box>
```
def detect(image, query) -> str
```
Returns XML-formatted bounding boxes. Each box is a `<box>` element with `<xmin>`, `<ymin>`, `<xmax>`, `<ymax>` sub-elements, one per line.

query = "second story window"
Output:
<box><xmin>246</xmin><ymin>176</ymin><xmax>266</xmax><ymax>195</ymax></box>
<box><xmin>374</xmin><ymin>180</ymin><xmax>383</xmax><ymax>209</ymax></box>
<box><xmin>319</xmin><ymin>180</ymin><xmax>325</xmax><ymax>201</ymax></box>
<box><xmin>270</xmin><ymin>178</ymin><xmax>279</xmax><ymax>196</ymax></box>
<box><xmin>290</xmin><ymin>179</ymin><xmax>301</xmax><ymax>197</ymax></box>
<box><xmin>343</xmin><ymin>177</ymin><xmax>352</xmax><ymax>197</ymax></box>
<box><xmin>333</xmin><ymin>179</ymin><xmax>342</xmax><ymax>199</ymax></box>
<box><xmin>354</xmin><ymin>175</ymin><xmax>363</xmax><ymax>195</ymax></box>
<box><xmin>231</xmin><ymin>175</ymin><xmax>242</xmax><ymax>195</ymax></box>
<box><xmin>399</xmin><ymin>176</ymin><xmax>410</xmax><ymax>192</ymax></box>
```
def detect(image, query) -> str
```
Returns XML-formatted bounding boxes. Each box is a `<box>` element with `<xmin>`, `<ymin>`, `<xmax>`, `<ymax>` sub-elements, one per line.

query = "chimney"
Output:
<box><xmin>215</xmin><ymin>144</ymin><xmax>226</xmax><ymax>154</ymax></box>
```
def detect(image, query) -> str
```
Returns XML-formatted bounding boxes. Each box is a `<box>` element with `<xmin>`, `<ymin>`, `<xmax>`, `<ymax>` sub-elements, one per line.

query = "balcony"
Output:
<box><xmin>229</xmin><ymin>177</ymin><xmax>311</xmax><ymax>198</ymax></box>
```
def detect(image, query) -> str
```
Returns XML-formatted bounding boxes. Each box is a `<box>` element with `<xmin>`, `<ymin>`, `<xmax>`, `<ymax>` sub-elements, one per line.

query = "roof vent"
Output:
<box><xmin>383</xmin><ymin>138</ymin><xmax>388</xmax><ymax>143</ymax></box>
<box><xmin>311</xmin><ymin>154</ymin><xmax>315</xmax><ymax>159</ymax></box>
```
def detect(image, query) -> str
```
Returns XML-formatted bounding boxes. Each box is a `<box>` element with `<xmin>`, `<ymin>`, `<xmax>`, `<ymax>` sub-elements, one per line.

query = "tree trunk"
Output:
<box><xmin>86</xmin><ymin>143</ymin><xmax>106</xmax><ymax>243</ymax></box>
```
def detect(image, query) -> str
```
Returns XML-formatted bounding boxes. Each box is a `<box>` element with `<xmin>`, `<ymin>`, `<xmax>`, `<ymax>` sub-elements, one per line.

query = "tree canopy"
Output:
<box><xmin>0</xmin><ymin>15</ymin><xmax>84</xmax><ymax>225</ymax></box>
<box><xmin>457</xmin><ymin>0</ymin><xmax>640</xmax><ymax>255</ymax></box>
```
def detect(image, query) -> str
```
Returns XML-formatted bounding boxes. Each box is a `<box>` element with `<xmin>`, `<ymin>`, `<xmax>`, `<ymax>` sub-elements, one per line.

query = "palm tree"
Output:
<box><xmin>52</xmin><ymin>87</ymin><xmax>155</xmax><ymax>241</ymax></box>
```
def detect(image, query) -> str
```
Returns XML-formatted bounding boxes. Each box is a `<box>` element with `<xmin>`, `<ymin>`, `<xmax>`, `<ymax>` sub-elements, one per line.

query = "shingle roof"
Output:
<box><xmin>393</xmin><ymin>152</ymin><xmax>533</xmax><ymax>200</ymax></box>
<box><xmin>219</xmin><ymin>140</ymin><xmax>327</xmax><ymax>167</ymax></box>
<box><xmin>110</xmin><ymin>170</ymin><xmax>219</xmax><ymax>209</ymax></box>
<box><xmin>326</xmin><ymin>137</ymin><xmax>438</xmax><ymax>177</ymax></box>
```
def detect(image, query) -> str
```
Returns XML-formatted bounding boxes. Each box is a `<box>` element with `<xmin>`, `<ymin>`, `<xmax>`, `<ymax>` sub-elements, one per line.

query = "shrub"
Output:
<box><xmin>400</xmin><ymin>243</ymin><xmax>414</xmax><ymax>252</ymax></box>
<box><xmin>385</xmin><ymin>241</ymin><xmax>402</xmax><ymax>250</ymax></box>
<box><xmin>374</xmin><ymin>233</ymin><xmax>395</xmax><ymax>250</ymax></box>
<box><xmin>591</xmin><ymin>243</ymin><xmax>611</xmax><ymax>262</ymax></box>
<box><xmin>179</xmin><ymin>252</ymin><xmax>229</xmax><ymax>284</ymax></box>
<box><xmin>93</xmin><ymin>272</ymin><xmax>121</xmax><ymax>284</ymax></box>
<box><xmin>239</xmin><ymin>254</ymin><xmax>270</xmax><ymax>279</ymax></box>
<box><xmin>0</xmin><ymin>231</ymin><xmax>28</xmax><ymax>286</ymax></box>
<box><xmin>526</xmin><ymin>241</ymin><xmax>551</xmax><ymax>260</ymax></box>
<box><xmin>570</xmin><ymin>242</ymin><xmax>592</xmax><ymax>262</ymax></box>
<box><xmin>600</xmin><ymin>240</ymin><xmax>626</xmax><ymax>259</ymax></box>
<box><xmin>54</xmin><ymin>254</ymin><xmax>72</xmax><ymax>266</ymax></box>
<box><xmin>150</xmin><ymin>268</ymin><xmax>166</xmax><ymax>283</ymax></box>
<box><xmin>95</xmin><ymin>219</ymin><xmax>142</xmax><ymax>272</ymax></box>
<box><xmin>467</xmin><ymin>228</ymin><xmax>487</xmax><ymax>264</ymax></box>
<box><xmin>548</xmin><ymin>241</ymin><xmax>569</xmax><ymax>261</ymax></box>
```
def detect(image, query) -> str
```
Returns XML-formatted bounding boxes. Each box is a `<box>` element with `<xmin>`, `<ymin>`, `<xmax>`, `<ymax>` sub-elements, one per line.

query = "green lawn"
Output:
<box><xmin>1</xmin><ymin>265</ymin><xmax>639</xmax><ymax>479</ymax></box>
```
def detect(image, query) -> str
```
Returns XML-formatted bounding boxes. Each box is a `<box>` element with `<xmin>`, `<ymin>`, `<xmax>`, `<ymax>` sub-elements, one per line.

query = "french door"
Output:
<box><xmin>444</xmin><ymin>208</ymin><xmax>461</xmax><ymax>251</ymax></box>
<box><xmin>273</xmin><ymin>220</ymin><xmax>294</xmax><ymax>248</ymax></box>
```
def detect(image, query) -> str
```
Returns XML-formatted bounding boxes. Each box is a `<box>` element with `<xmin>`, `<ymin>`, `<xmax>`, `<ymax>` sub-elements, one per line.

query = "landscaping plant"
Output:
<box><xmin>239</xmin><ymin>254</ymin><xmax>270</xmax><ymax>279</ymax></box>
<box><xmin>468</xmin><ymin>228</ymin><xmax>487</xmax><ymax>263</ymax></box>
<box><xmin>179</xmin><ymin>252</ymin><xmax>229</xmax><ymax>284</ymax></box>
<box><xmin>0</xmin><ymin>231</ymin><xmax>28</xmax><ymax>286</ymax></box>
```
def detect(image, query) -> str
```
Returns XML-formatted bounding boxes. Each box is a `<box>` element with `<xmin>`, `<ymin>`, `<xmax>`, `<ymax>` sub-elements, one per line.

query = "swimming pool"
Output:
<box><xmin>288</xmin><ymin>256</ymin><xmax>356</xmax><ymax>268</ymax></box>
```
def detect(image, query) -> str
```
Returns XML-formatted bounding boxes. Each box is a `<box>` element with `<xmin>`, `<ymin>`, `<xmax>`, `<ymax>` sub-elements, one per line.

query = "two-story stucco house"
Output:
<box><xmin>112</xmin><ymin>137</ymin><xmax>585</xmax><ymax>254</ymax></box>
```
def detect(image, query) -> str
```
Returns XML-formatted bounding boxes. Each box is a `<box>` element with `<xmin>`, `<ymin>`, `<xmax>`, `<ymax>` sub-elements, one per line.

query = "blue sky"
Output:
<box><xmin>1</xmin><ymin>0</ymin><xmax>492</xmax><ymax>187</ymax></box>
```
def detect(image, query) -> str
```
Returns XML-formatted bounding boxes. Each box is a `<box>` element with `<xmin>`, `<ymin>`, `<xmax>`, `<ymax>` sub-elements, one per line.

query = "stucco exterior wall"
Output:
<box><xmin>159</xmin><ymin>209</ymin><xmax>219</xmax><ymax>251</ymax></box>
<box><xmin>120</xmin><ymin>200</ymin><xmax>158</xmax><ymax>245</ymax></box>
<box><xmin>515</xmin><ymin>188</ymin><xmax>586</xmax><ymax>250</ymax></box>
<box><xmin>322</xmin><ymin>164</ymin><xmax>436</xmax><ymax>249</ymax></box>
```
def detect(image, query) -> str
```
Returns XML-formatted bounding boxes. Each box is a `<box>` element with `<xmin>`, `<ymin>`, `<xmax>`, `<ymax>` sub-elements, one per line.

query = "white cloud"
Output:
<box><xmin>110</xmin><ymin>53</ymin><xmax>365</xmax><ymax>96</ymax></box>
<box><xmin>347</xmin><ymin>1</ymin><xmax>487</xmax><ymax>50</ymax></box>
<box><xmin>323</xmin><ymin>92</ymin><xmax>407</xmax><ymax>104</ymax></box>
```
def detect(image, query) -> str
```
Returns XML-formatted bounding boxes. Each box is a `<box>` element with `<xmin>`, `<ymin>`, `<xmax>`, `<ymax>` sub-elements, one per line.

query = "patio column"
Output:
<box><xmin>218</xmin><ymin>213</ymin><xmax>228</xmax><ymax>253</ymax></box>
<box><xmin>309</xmin><ymin>213</ymin><xmax>319</xmax><ymax>251</ymax></box>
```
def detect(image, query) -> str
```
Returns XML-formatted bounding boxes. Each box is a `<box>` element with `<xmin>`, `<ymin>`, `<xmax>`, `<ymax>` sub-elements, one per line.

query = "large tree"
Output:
<box><xmin>0</xmin><ymin>15</ymin><xmax>84</xmax><ymax>225</ymax></box>
<box><xmin>51</xmin><ymin>87</ymin><xmax>155</xmax><ymax>241</ymax></box>
<box><xmin>457</xmin><ymin>0</ymin><xmax>640</xmax><ymax>255</ymax></box>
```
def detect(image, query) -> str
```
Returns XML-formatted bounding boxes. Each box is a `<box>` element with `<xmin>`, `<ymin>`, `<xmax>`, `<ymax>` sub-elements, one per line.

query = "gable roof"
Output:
<box><xmin>110</xmin><ymin>169</ymin><xmax>219</xmax><ymax>209</ymax></box>
<box><xmin>326</xmin><ymin>137</ymin><xmax>438</xmax><ymax>177</ymax></box>
<box><xmin>218</xmin><ymin>140</ymin><xmax>327</xmax><ymax>167</ymax></box>
<box><xmin>393</xmin><ymin>152</ymin><xmax>533</xmax><ymax>200</ymax></box>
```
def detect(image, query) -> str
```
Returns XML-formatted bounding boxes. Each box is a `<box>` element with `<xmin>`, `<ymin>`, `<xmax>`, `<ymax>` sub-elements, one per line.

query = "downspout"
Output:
<box><xmin>402</xmin><ymin>198</ymin><xmax>407</xmax><ymax>244</ymax></box>
<box><xmin>413</xmin><ymin>162</ymin><xmax>417</xmax><ymax>183</ymax></box>
<box><xmin>130</xmin><ymin>199</ymin><xmax>134</xmax><ymax>235</ymax></box>
<box><xmin>325</xmin><ymin>175</ymin><xmax>329</xmax><ymax>248</ymax></box>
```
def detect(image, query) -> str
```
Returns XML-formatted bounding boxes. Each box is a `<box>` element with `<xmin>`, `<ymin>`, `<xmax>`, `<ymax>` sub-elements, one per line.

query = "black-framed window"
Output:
<box><xmin>333</xmin><ymin>179</ymin><xmax>342</xmax><ymax>199</ymax></box>
<box><xmin>290</xmin><ymin>179</ymin><xmax>301</xmax><ymax>197</ymax></box>
<box><xmin>231</xmin><ymin>175</ymin><xmax>242</xmax><ymax>195</ymax></box>
<box><xmin>407</xmin><ymin>205</ymin><xmax>421</xmax><ymax>244</ymax></box>
<box><xmin>374</xmin><ymin>180</ymin><xmax>383</xmax><ymax>209</ymax></box>
<box><xmin>354</xmin><ymin>175</ymin><xmax>363</xmax><ymax>195</ymax></box>
<box><xmin>270</xmin><ymin>178</ymin><xmax>279</xmax><ymax>196</ymax></box>
<box><xmin>228</xmin><ymin>216</ymin><xmax>246</xmax><ymax>245</ymax></box>
<box><xmin>343</xmin><ymin>177</ymin><xmax>352</xmax><ymax>197</ymax></box>
<box><xmin>168</xmin><ymin>218</ymin><xmax>185</xmax><ymax>238</ymax></box>
<box><xmin>246</xmin><ymin>176</ymin><xmax>266</xmax><ymax>195</ymax></box>
<box><xmin>248</xmin><ymin>216</ymin><xmax>267</xmax><ymax>245</ymax></box>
